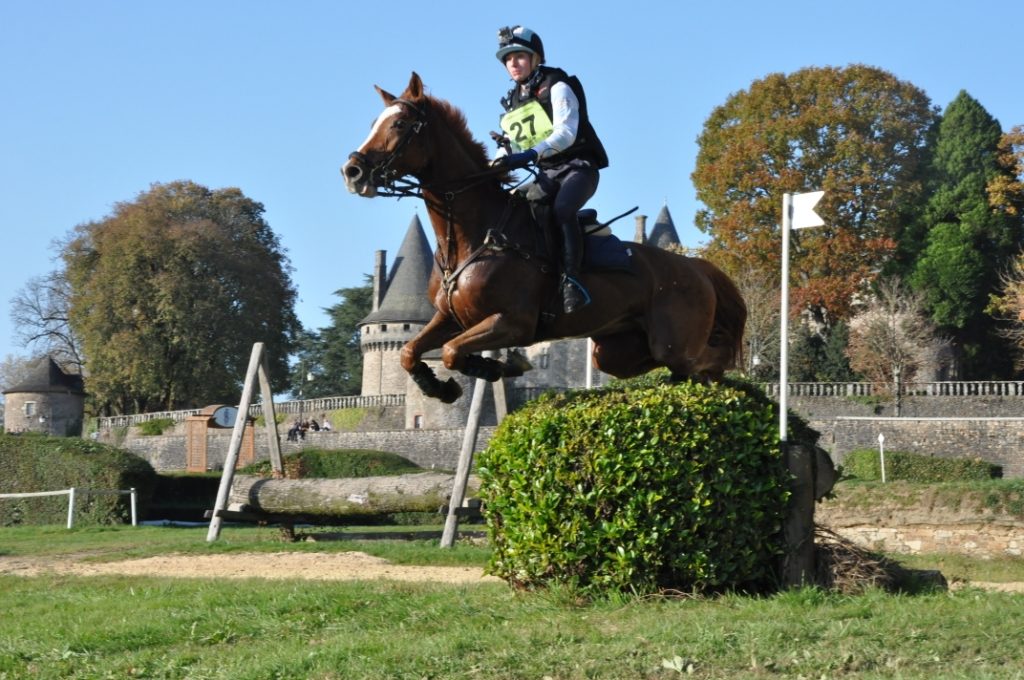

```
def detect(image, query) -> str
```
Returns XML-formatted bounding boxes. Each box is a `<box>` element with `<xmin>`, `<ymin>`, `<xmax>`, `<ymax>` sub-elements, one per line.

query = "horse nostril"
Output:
<box><xmin>344</xmin><ymin>162</ymin><xmax>363</xmax><ymax>180</ymax></box>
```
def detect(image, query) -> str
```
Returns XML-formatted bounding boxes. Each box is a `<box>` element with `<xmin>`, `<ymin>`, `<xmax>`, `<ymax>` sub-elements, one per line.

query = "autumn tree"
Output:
<box><xmin>847</xmin><ymin>278</ymin><xmax>948</xmax><ymax>415</ymax></box>
<box><xmin>692</xmin><ymin>64</ymin><xmax>936</xmax><ymax>327</ymax></box>
<box><xmin>908</xmin><ymin>92</ymin><xmax>1021</xmax><ymax>377</ymax></box>
<box><xmin>63</xmin><ymin>181</ymin><xmax>301</xmax><ymax>414</ymax></box>
<box><xmin>987</xmin><ymin>124</ymin><xmax>1024</xmax><ymax>218</ymax></box>
<box><xmin>987</xmin><ymin>253</ymin><xmax>1024</xmax><ymax>370</ymax></box>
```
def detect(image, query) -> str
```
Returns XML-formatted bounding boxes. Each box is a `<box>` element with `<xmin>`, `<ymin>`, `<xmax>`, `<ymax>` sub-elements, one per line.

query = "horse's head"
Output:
<box><xmin>343</xmin><ymin>72</ymin><xmax>431</xmax><ymax>197</ymax></box>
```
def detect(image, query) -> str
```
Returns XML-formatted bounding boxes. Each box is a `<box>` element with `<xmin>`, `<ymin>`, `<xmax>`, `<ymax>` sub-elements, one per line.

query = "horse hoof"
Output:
<box><xmin>503</xmin><ymin>350</ymin><xmax>533</xmax><ymax>377</ymax></box>
<box><xmin>439</xmin><ymin>378</ymin><xmax>463</xmax><ymax>403</ymax></box>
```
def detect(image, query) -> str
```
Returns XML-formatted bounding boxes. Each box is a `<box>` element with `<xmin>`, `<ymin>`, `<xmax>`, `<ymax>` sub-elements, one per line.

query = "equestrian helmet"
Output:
<box><xmin>496</xmin><ymin>26</ymin><xmax>545</xmax><ymax>63</ymax></box>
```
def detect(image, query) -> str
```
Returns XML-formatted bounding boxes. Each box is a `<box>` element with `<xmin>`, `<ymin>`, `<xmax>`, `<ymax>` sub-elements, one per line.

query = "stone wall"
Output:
<box><xmin>4</xmin><ymin>391</ymin><xmax>85</xmax><ymax>437</ymax></box>
<box><xmin>116</xmin><ymin>425</ymin><xmax>497</xmax><ymax>473</ymax></box>
<box><xmin>822</xmin><ymin>523</ymin><xmax>1023</xmax><ymax>559</ymax></box>
<box><xmin>823</xmin><ymin>417</ymin><xmax>1024</xmax><ymax>479</ymax></box>
<box><xmin>789</xmin><ymin>394</ymin><xmax>1024</xmax><ymax>420</ymax></box>
<box><xmin>779</xmin><ymin>394</ymin><xmax>1024</xmax><ymax>479</ymax></box>
<box><xmin>100</xmin><ymin>390</ymin><xmax>1024</xmax><ymax>479</ymax></box>
<box><xmin>817</xmin><ymin>487</ymin><xmax>1024</xmax><ymax>559</ymax></box>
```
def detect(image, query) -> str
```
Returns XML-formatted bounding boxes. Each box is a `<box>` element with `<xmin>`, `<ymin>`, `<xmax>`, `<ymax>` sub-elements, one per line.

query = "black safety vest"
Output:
<box><xmin>501</xmin><ymin>66</ymin><xmax>609</xmax><ymax>170</ymax></box>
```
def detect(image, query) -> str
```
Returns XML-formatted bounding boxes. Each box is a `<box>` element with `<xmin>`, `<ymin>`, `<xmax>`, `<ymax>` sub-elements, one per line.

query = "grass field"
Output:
<box><xmin>2</xmin><ymin>525</ymin><xmax>1024</xmax><ymax>679</ymax></box>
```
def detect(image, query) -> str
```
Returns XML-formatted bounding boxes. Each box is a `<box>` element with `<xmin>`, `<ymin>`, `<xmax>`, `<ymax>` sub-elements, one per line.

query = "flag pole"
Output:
<box><xmin>779</xmin><ymin>193</ymin><xmax>792</xmax><ymax>442</ymax></box>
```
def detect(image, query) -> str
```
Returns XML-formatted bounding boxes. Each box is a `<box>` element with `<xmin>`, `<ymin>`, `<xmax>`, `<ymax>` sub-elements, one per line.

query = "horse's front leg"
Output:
<box><xmin>400</xmin><ymin>311</ymin><xmax>464</xmax><ymax>403</ymax></box>
<box><xmin>441</xmin><ymin>312</ymin><xmax>535</xmax><ymax>382</ymax></box>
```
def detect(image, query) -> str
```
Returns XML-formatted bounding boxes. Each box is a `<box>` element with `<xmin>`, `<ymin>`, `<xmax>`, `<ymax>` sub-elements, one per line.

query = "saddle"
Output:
<box><xmin>519</xmin><ymin>183</ymin><xmax>635</xmax><ymax>274</ymax></box>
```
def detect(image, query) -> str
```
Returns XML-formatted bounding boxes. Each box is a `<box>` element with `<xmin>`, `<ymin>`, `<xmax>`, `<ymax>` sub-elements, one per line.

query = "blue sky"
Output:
<box><xmin>2</xmin><ymin>1</ymin><xmax>1021</xmax><ymax>376</ymax></box>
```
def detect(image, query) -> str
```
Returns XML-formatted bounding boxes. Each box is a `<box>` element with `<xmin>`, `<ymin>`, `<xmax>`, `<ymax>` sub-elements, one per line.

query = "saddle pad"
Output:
<box><xmin>583</xmin><ymin>234</ymin><xmax>633</xmax><ymax>273</ymax></box>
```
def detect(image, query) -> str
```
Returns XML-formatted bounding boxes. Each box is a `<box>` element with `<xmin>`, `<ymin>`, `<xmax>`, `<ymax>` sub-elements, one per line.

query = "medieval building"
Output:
<box><xmin>359</xmin><ymin>206</ymin><xmax>682</xmax><ymax>429</ymax></box>
<box><xmin>1</xmin><ymin>356</ymin><xmax>86</xmax><ymax>436</ymax></box>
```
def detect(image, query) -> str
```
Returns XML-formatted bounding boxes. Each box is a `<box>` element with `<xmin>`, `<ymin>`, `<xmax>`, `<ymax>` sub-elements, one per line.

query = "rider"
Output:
<box><xmin>491</xmin><ymin>25</ymin><xmax>609</xmax><ymax>314</ymax></box>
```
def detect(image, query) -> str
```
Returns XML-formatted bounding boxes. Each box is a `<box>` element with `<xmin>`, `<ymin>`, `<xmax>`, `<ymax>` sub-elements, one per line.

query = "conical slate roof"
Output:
<box><xmin>648</xmin><ymin>204</ymin><xmax>681</xmax><ymax>249</ymax></box>
<box><xmin>362</xmin><ymin>214</ymin><xmax>436</xmax><ymax>324</ymax></box>
<box><xmin>2</xmin><ymin>356</ymin><xmax>84</xmax><ymax>395</ymax></box>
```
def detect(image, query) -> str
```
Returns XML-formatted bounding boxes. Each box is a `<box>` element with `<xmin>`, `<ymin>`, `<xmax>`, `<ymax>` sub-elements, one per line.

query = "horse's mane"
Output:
<box><xmin>424</xmin><ymin>94</ymin><xmax>492</xmax><ymax>172</ymax></box>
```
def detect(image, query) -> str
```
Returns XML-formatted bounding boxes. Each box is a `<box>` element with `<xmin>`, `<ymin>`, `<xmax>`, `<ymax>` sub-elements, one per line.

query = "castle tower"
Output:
<box><xmin>647</xmin><ymin>204</ymin><xmax>681</xmax><ymax>249</ymax></box>
<box><xmin>359</xmin><ymin>215</ymin><xmax>435</xmax><ymax>398</ymax></box>
<box><xmin>1</xmin><ymin>356</ymin><xmax>86</xmax><ymax>436</ymax></box>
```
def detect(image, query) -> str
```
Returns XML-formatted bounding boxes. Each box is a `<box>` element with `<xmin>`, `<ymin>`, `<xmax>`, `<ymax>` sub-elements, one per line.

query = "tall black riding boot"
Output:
<box><xmin>559</xmin><ymin>221</ymin><xmax>591</xmax><ymax>314</ymax></box>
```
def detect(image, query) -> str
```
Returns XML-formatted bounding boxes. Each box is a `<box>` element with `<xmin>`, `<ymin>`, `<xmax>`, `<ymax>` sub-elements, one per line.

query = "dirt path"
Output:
<box><xmin>0</xmin><ymin>551</ymin><xmax>502</xmax><ymax>584</ymax></box>
<box><xmin>3</xmin><ymin>552</ymin><xmax>1023</xmax><ymax>592</ymax></box>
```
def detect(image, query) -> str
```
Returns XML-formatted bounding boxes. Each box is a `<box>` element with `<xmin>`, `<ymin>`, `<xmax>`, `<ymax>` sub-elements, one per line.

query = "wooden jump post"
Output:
<box><xmin>440</xmin><ymin>351</ymin><xmax>507</xmax><ymax>548</ymax></box>
<box><xmin>206</xmin><ymin>342</ymin><xmax>284</xmax><ymax>542</ymax></box>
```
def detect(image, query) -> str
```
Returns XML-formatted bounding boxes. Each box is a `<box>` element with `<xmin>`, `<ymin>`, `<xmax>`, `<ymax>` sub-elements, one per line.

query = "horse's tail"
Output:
<box><xmin>699</xmin><ymin>260</ymin><xmax>747</xmax><ymax>369</ymax></box>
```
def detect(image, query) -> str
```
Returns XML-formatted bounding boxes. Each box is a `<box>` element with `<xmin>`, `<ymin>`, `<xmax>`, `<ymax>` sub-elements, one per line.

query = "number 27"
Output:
<box><xmin>509</xmin><ymin>115</ymin><xmax>536</xmax><ymax>143</ymax></box>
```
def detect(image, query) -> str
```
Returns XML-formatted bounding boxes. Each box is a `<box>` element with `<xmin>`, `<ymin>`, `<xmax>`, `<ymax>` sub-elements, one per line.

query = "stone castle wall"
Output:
<box><xmin>103</xmin><ymin>392</ymin><xmax>1024</xmax><ymax>479</ymax></box>
<box><xmin>107</xmin><ymin>405</ymin><xmax>495</xmax><ymax>473</ymax></box>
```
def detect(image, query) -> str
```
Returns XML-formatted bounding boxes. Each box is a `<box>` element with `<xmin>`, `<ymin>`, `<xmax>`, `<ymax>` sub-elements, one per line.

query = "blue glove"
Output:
<box><xmin>495</xmin><ymin>149</ymin><xmax>537</xmax><ymax>169</ymax></box>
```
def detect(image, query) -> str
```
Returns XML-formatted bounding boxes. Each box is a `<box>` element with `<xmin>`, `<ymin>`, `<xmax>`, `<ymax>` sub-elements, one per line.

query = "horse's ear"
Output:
<box><xmin>405</xmin><ymin>72</ymin><xmax>424</xmax><ymax>100</ymax></box>
<box><xmin>375</xmin><ymin>84</ymin><xmax>397</xmax><ymax>106</ymax></box>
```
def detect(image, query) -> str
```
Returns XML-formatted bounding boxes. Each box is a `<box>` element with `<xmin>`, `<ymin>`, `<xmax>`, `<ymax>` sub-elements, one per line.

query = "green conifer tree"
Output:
<box><xmin>909</xmin><ymin>91</ymin><xmax>1020</xmax><ymax>377</ymax></box>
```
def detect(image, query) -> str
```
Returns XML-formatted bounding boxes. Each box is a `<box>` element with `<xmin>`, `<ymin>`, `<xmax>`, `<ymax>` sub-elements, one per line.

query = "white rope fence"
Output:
<box><xmin>0</xmin><ymin>487</ymin><xmax>138</xmax><ymax>528</ymax></box>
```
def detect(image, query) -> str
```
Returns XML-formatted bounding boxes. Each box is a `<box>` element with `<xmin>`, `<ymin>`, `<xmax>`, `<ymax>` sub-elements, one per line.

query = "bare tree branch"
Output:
<box><xmin>9</xmin><ymin>270</ymin><xmax>83</xmax><ymax>373</ymax></box>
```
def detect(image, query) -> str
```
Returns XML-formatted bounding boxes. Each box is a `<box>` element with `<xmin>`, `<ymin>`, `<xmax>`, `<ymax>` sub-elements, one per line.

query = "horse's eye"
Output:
<box><xmin>393</xmin><ymin>119</ymin><xmax>407</xmax><ymax>131</ymax></box>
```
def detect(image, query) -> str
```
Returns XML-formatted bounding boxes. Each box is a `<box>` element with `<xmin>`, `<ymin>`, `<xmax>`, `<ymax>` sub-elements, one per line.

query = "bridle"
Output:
<box><xmin>346</xmin><ymin>96</ymin><xmax>544</xmax><ymax>329</ymax></box>
<box><xmin>347</xmin><ymin>98</ymin><xmax>428</xmax><ymax>197</ymax></box>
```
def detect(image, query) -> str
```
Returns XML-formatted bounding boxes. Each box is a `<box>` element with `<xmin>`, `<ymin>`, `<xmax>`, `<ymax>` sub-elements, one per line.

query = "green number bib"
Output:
<box><xmin>500</xmin><ymin>100</ymin><xmax>553</xmax><ymax>152</ymax></box>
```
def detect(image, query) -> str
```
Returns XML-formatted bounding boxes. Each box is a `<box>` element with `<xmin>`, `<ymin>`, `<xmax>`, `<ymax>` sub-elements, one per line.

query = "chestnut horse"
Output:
<box><xmin>343</xmin><ymin>73</ymin><xmax>745</xmax><ymax>403</ymax></box>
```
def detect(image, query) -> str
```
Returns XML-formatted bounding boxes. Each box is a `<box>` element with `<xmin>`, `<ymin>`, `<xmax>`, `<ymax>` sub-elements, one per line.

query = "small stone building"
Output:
<box><xmin>2</xmin><ymin>356</ymin><xmax>86</xmax><ymax>436</ymax></box>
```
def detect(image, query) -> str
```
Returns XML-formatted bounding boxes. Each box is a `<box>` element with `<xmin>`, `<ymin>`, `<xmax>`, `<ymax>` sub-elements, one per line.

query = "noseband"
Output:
<box><xmin>348</xmin><ymin>98</ymin><xmax>427</xmax><ymax>194</ymax></box>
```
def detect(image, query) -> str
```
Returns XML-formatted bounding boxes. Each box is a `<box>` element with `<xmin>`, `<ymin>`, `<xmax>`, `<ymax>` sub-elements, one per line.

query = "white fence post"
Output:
<box><xmin>66</xmin><ymin>487</ymin><xmax>76</xmax><ymax>529</ymax></box>
<box><xmin>130</xmin><ymin>488</ymin><xmax>138</xmax><ymax>526</ymax></box>
<box><xmin>878</xmin><ymin>433</ymin><xmax>887</xmax><ymax>484</ymax></box>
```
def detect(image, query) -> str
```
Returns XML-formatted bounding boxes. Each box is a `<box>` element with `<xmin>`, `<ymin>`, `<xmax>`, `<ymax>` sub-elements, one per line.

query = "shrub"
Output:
<box><xmin>0</xmin><ymin>434</ymin><xmax>157</xmax><ymax>526</ymax></box>
<box><xmin>239</xmin><ymin>448</ymin><xmax>422</xmax><ymax>478</ymax></box>
<box><xmin>137</xmin><ymin>417</ymin><xmax>176</xmax><ymax>436</ymax></box>
<box><xmin>479</xmin><ymin>379</ymin><xmax>795</xmax><ymax>596</ymax></box>
<box><xmin>842</xmin><ymin>449</ymin><xmax>1001</xmax><ymax>482</ymax></box>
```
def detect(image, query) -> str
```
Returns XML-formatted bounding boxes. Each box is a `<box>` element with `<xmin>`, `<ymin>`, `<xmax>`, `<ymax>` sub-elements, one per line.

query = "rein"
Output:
<box><xmin>352</xmin><ymin>97</ymin><xmax>548</xmax><ymax>329</ymax></box>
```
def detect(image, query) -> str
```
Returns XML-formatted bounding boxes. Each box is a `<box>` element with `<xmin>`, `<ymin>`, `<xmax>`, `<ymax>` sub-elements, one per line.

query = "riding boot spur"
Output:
<box><xmin>559</xmin><ymin>221</ymin><xmax>591</xmax><ymax>314</ymax></box>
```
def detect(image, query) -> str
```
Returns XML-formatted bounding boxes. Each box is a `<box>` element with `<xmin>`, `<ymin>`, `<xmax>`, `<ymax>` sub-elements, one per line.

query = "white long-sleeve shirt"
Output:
<box><xmin>530</xmin><ymin>81</ymin><xmax>579</xmax><ymax>160</ymax></box>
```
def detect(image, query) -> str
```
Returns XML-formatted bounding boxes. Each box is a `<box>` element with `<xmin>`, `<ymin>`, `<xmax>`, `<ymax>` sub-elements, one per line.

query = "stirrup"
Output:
<box><xmin>561</xmin><ymin>275</ymin><xmax>591</xmax><ymax>314</ymax></box>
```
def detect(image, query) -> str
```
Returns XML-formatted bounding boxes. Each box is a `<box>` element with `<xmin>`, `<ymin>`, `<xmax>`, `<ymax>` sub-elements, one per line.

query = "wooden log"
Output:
<box><xmin>227</xmin><ymin>473</ymin><xmax>478</xmax><ymax>520</ymax></box>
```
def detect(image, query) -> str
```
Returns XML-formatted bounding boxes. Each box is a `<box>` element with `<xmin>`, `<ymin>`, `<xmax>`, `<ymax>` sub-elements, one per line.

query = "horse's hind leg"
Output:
<box><xmin>591</xmin><ymin>331</ymin><xmax>658</xmax><ymax>378</ymax></box>
<box><xmin>647</xmin><ymin>287</ymin><xmax>717</xmax><ymax>382</ymax></box>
